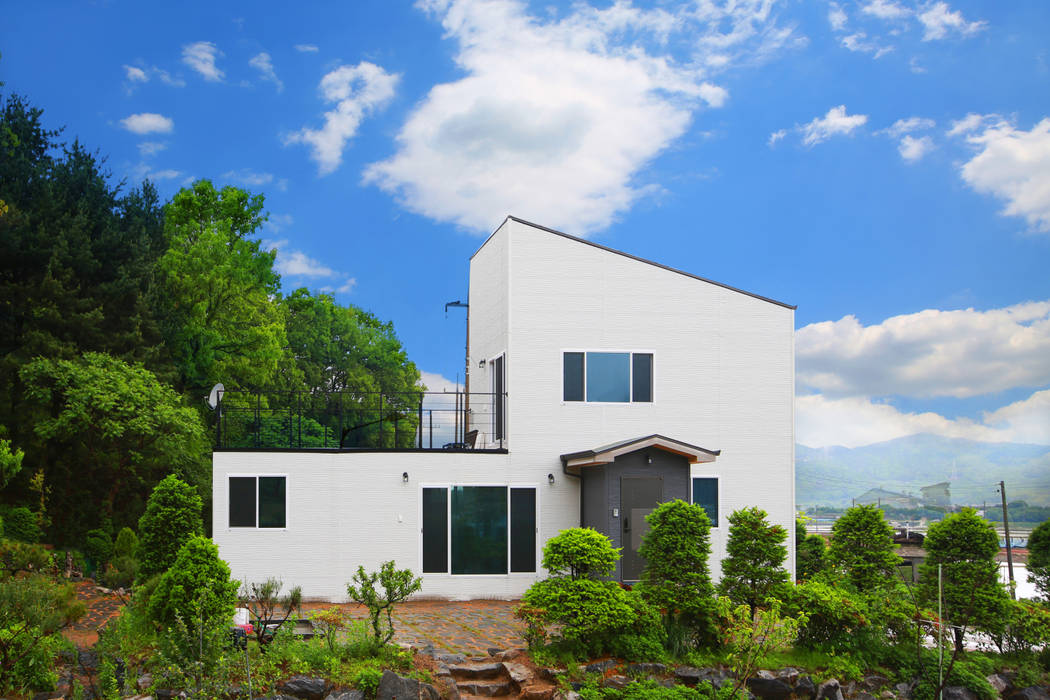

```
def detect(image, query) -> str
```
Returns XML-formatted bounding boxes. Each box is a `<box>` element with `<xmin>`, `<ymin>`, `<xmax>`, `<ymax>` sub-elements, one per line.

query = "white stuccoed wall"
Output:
<box><xmin>213</xmin><ymin>216</ymin><xmax>795</xmax><ymax>599</ymax></box>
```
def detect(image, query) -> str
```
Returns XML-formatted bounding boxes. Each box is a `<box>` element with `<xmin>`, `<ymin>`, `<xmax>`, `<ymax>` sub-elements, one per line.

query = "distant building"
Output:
<box><xmin>855</xmin><ymin>487</ymin><xmax>920</xmax><ymax>509</ymax></box>
<box><xmin>920</xmin><ymin>481</ymin><xmax>951</xmax><ymax>508</ymax></box>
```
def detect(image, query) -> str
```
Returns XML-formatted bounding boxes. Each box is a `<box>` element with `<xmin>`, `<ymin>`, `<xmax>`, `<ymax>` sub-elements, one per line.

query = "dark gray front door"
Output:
<box><xmin>620</xmin><ymin>476</ymin><xmax>662</xmax><ymax>581</ymax></box>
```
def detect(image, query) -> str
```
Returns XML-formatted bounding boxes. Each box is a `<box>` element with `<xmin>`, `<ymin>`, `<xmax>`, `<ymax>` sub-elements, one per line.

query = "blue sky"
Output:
<box><xmin>3</xmin><ymin>0</ymin><xmax>1049</xmax><ymax>448</ymax></box>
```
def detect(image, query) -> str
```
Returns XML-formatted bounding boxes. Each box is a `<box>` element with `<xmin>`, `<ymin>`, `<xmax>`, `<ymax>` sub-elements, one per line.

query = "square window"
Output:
<box><xmin>229</xmin><ymin>476</ymin><xmax>286</xmax><ymax>528</ymax></box>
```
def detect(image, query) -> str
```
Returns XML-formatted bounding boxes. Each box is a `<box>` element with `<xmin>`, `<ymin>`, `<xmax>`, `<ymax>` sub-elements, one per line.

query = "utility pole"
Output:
<box><xmin>999</xmin><ymin>480</ymin><xmax>1016</xmax><ymax>600</ymax></box>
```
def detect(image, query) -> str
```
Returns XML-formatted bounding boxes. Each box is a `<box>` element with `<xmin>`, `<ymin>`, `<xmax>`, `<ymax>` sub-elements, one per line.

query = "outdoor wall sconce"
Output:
<box><xmin>402</xmin><ymin>472</ymin><xmax>409</xmax><ymax>483</ymax></box>
<box><xmin>478</xmin><ymin>358</ymin><xmax>486</xmax><ymax>368</ymax></box>
<box><xmin>548</xmin><ymin>473</ymin><xmax>555</xmax><ymax>485</ymax></box>
<box><xmin>646</xmin><ymin>454</ymin><xmax>653</xmax><ymax>464</ymax></box>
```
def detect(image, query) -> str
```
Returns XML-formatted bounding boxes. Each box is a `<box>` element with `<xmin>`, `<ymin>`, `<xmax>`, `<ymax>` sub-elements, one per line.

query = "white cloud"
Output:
<box><xmin>957</xmin><ymin>117</ymin><xmax>1050</xmax><ymax>233</ymax></box>
<box><xmin>149</xmin><ymin>169</ymin><xmax>182</xmax><ymax>180</ymax></box>
<box><xmin>249</xmin><ymin>52</ymin><xmax>283</xmax><ymax>92</ymax></box>
<box><xmin>918</xmin><ymin>2</ymin><xmax>986</xmax><ymax>41</ymax></box>
<box><xmin>336</xmin><ymin>278</ymin><xmax>357</xmax><ymax>294</ymax></box>
<box><xmin>287</xmin><ymin>62</ymin><xmax>399</xmax><ymax>176</ymax></box>
<box><xmin>222</xmin><ymin>169</ymin><xmax>275</xmax><ymax>187</ymax></box>
<box><xmin>768</xmin><ymin>129</ymin><xmax>787</xmax><ymax>147</ymax></box>
<box><xmin>841</xmin><ymin>32</ymin><xmax>893</xmax><ymax>57</ymax></box>
<box><xmin>120</xmin><ymin>113</ymin><xmax>174</xmax><ymax>134</ymax></box>
<box><xmin>295</xmin><ymin>44</ymin><xmax>319</xmax><ymax>53</ymax></box>
<box><xmin>138</xmin><ymin>141</ymin><xmax>167</xmax><ymax>157</ymax></box>
<box><xmin>828</xmin><ymin>4</ymin><xmax>847</xmax><ymax>31</ymax></box>
<box><xmin>860</xmin><ymin>0</ymin><xmax>911</xmax><ymax>21</ymax></box>
<box><xmin>418</xmin><ymin>370</ymin><xmax>461</xmax><ymax>393</ymax></box>
<box><xmin>796</xmin><ymin>301</ymin><xmax>1050</xmax><ymax>399</ymax></box>
<box><xmin>365</xmin><ymin>0</ymin><xmax>773</xmax><ymax>235</ymax></box>
<box><xmin>276</xmin><ymin>250</ymin><xmax>336</xmax><ymax>277</ymax></box>
<box><xmin>182</xmin><ymin>41</ymin><xmax>224</xmax><ymax>81</ymax></box>
<box><xmin>883</xmin><ymin>116</ymin><xmax>936</xmax><ymax>138</ymax></box>
<box><xmin>898</xmin><ymin>134</ymin><xmax>933</xmax><ymax>161</ymax></box>
<box><xmin>124</xmin><ymin>65</ymin><xmax>148</xmax><ymax>83</ymax></box>
<box><xmin>798</xmin><ymin>105</ymin><xmax>868</xmax><ymax>146</ymax></box>
<box><xmin>264</xmin><ymin>214</ymin><xmax>294</xmax><ymax>234</ymax></box>
<box><xmin>796</xmin><ymin>389</ymin><xmax>1050</xmax><ymax>448</ymax></box>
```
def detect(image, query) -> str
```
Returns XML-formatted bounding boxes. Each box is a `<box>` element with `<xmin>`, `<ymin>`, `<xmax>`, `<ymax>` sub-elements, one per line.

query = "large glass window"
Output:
<box><xmin>563</xmin><ymin>352</ymin><xmax>653</xmax><ymax>403</ymax></box>
<box><xmin>229</xmin><ymin>476</ymin><xmax>286</xmax><ymax>528</ymax></box>
<box><xmin>422</xmin><ymin>485</ymin><xmax>536</xmax><ymax>574</ymax></box>
<box><xmin>692</xmin><ymin>477</ymin><xmax>718</xmax><ymax>527</ymax></box>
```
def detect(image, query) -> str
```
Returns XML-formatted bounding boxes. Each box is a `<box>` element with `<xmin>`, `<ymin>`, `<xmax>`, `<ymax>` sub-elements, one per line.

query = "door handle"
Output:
<box><xmin>624</xmin><ymin>516</ymin><xmax>630</xmax><ymax>532</ymax></box>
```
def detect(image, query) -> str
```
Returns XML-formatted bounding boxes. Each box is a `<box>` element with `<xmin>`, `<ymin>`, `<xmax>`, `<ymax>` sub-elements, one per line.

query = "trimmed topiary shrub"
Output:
<box><xmin>541</xmin><ymin>527</ymin><xmax>620</xmax><ymax>580</ymax></box>
<box><xmin>3</xmin><ymin>507</ymin><xmax>40</xmax><ymax>543</ymax></box>
<box><xmin>138</xmin><ymin>475</ymin><xmax>203</xmax><ymax>579</ymax></box>
<box><xmin>827</xmin><ymin>504</ymin><xmax>900</xmax><ymax>593</ymax></box>
<box><xmin>148</xmin><ymin>536</ymin><xmax>238</xmax><ymax>635</ymax></box>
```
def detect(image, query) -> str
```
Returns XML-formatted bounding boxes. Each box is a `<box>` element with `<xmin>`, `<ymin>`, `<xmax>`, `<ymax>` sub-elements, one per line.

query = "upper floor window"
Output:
<box><xmin>563</xmin><ymin>352</ymin><xmax>653</xmax><ymax>403</ymax></box>
<box><xmin>229</xmin><ymin>475</ymin><xmax>286</xmax><ymax>528</ymax></box>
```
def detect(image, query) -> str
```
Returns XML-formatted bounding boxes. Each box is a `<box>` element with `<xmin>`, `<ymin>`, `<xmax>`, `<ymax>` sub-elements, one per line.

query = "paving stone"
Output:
<box><xmin>456</xmin><ymin>679</ymin><xmax>513</xmax><ymax>697</ymax></box>
<box><xmin>449</xmin><ymin>662</ymin><xmax>505</xmax><ymax>679</ymax></box>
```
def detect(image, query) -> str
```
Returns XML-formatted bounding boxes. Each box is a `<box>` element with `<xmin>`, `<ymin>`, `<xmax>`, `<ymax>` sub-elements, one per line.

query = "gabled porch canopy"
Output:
<box><xmin>560</xmin><ymin>434</ymin><xmax>720</xmax><ymax>476</ymax></box>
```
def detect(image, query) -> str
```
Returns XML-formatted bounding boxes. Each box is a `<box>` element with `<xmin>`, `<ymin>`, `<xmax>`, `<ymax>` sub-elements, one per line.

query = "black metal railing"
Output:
<box><xmin>212</xmin><ymin>390</ymin><xmax>507</xmax><ymax>451</ymax></box>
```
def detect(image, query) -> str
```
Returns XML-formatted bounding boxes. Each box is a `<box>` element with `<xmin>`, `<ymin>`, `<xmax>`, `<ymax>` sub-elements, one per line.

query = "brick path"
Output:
<box><xmin>304</xmin><ymin>600</ymin><xmax>524</xmax><ymax>656</ymax></box>
<box><xmin>66</xmin><ymin>582</ymin><xmax>526</xmax><ymax>656</ymax></box>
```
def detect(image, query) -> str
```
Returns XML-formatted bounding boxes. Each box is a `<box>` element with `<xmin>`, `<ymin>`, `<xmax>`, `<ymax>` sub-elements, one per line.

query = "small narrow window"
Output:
<box><xmin>632</xmin><ymin>353</ymin><xmax>653</xmax><ymax>403</ymax></box>
<box><xmin>510</xmin><ymin>488</ymin><xmax>536</xmax><ymax>572</ymax></box>
<box><xmin>422</xmin><ymin>488</ymin><xmax>448</xmax><ymax>573</ymax></box>
<box><xmin>563</xmin><ymin>352</ymin><xmax>584</xmax><ymax>401</ymax></box>
<box><xmin>692</xmin><ymin>477</ymin><xmax>718</xmax><ymax>527</ymax></box>
<box><xmin>492</xmin><ymin>355</ymin><xmax>506</xmax><ymax>441</ymax></box>
<box><xmin>258</xmin><ymin>477</ymin><xmax>286</xmax><ymax>528</ymax></box>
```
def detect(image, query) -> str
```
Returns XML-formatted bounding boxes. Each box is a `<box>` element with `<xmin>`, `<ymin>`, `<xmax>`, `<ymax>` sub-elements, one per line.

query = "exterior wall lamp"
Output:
<box><xmin>548</xmin><ymin>473</ymin><xmax>555</xmax><ymax>485</ymax></box>
<box><xmin>402</xmin><ymin>472</ymin><xmax>409</xmax><ymax>483</ymax></box>
<box><xmin>479</xmin><ymin>358</ymin><xmax>486</xmax><ymax>368</ymax></box>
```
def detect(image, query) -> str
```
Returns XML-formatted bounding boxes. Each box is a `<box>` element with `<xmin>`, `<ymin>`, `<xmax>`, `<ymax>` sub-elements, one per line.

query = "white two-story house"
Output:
<box><xmin>212</xmin><ymin>216</ymin><xmax>796</xmax><ymax>600</ymax></box>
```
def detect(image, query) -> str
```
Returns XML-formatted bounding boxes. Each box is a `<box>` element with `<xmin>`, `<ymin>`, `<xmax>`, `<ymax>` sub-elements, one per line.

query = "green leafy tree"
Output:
<box><xmin>0</xmin><ymin>93</ymin><xmax>170</xmax><ymax>520</ymax></box>
<box><xmin>919</xmin><ymin>508</ymin><xmax>1011</xmax><ymax>653</ymax></box>
<box><xmin>638</xmin><ymin>499</ymin><xmax>715</xmax><ymax>642</ymax></box>
<box><xmin>716</xmin><ymin>596</ymin><xmax>806</xmax><ymax>698</ymax></box>
<box><xmin>346</xmin><ymin>561</ymin><xmax>421</xmax><ymax>649</ymax></box>
<box><xmin>540</xmin><ymin>527</ymin><xmax>620</xmax><ymax>580</ymax></box>
<box><xmin>718</xmin><ymin>507</ymin><xmax>790</xmax><ymax>610</ymax></box>
<box><xmin>1026</xmin><ymin>519</ymin><xmax>1050</xmax><ymax>600</ymax></box>
<box><xmin>0</xmin><ymin>433</ymin><xmax>23</xmax><ymax>490</ymax></box>
<box><xmin>112</xmin><ymin>527</ymin><xmax>138</xmax><ymax>560</ymax></box>
<box><xmin>796</xmin><ymin>519</ymin><xmax>827</xmax><ymax>581</ymax></box>
<box><xmin>19</xmin><ymin>352</ymin><xmax>207</xmax><ymax>539</ymax></box>
<box><xmin>827</xmin><ymin>504</ymin><xmax>900</xmax><ymax>592</ymax></box>
<box><xmin>149</xmin><ymin>536</ymin><xmax>238</xmax><ymax>636</ymax></box>
<box><xmin>137</xmin><ymin>475</ymin><xmax>204</xmax><ymax>580</ymax></box>
<box><xmin>157</xmin><ymin>180</ymin><xmax>287</xmax><ymax>395</ymax></box>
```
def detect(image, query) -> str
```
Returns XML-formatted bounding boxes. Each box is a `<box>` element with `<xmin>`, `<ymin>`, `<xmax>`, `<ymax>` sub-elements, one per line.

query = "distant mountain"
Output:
<box><xmin>796</xmin><ymin>434</ymin><xmax>1050</xmax><ymax>508</ymax></box>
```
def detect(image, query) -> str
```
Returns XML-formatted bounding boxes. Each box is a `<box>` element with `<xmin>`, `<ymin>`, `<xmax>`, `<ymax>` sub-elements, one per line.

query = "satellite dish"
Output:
<box><xmin>207</xmin><ymin>383</ymin><xmax>225</xmax><ymax>410</ymax></box>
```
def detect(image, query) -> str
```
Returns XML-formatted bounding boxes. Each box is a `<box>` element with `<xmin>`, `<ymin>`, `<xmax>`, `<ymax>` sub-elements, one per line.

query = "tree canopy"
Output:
<box><xmin>827</xmin><ymin>504</ymin><xmax>901</xmax><ymax>592</ymax></box>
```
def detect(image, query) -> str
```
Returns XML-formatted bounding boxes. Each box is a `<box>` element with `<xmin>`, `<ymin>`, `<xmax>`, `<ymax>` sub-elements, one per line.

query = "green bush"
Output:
<box><xmin>4</xmin><ymin>507</ymin><xmax>41</xmax><ymax>543</ymax></box>
<box><xmin>541</xmin><ymin>528</ymin><xmax>620</xmax><ymax>580</ymax></box>
<box><xmin>1027</xmin><ymin>519</ymin><xmax>1050</xmax><ymax>600</ymax></box>
<box><xmin>102</xmin><ymin>556</ymin><xmax>138</xmax><ymax>590</ymax></box>
<box><xmin>522</xmin><ymin>577</ymin><xmax>657</xmax><ymax>653</ymax></box>
<box><xmin>637</xmin><ymin>500</ymin><xmax>716</xmax><ymax>646</ymax></box>
<box><xmin>911</xmin><ymin>654</ymin><xmax>996</xmax><ymax>700</ymax></box>
<box><xmin>0</xmin><ymin>625</ymin><xmax>66</xmax><ymax>693</ymax></box>
<box><xmin>0</xmin><ymin>514</ymin><xmax>4</xmax><ymax>540</ymax></box>
<box><xmin>718</xmin><ymin>507</ymin><xmax>790</xmax><ymax>610</ymax></box>
<box><xmin>84</xmin><ymin>528</ymin><xmax>113</xmax><ymax>574</ymax></box>
<box><xmin>353</xmin><ymin>666</ymin><xmax>383</xmax><ymax>698</ymax></box>
<box><xmin>137</xmin><ymin>475</ymin><xmax>203</xmax><ymax>580</ymax></box>
<box><xmin>148</xmin><ymin>536</ymin><xmax>238</xmax><ymax>635</ymax></box>
<box><xmin>787</xmin><ymin>579</ymin><xmax>871</xmax><ymax>654</ymax></box>
<box><xmin>0</xmin><ymin>574</ymin><xmax>85</xmax><ymax>692</ymax></box>
<box><xmin>113</xmin><ymin>527</ymin><xmax>139</xmax><ymax>560</ymax></box>
<box><xmin>0</xmin><ymin>540</ymin><xmax>52</xmax><ymax>575</ymax></box>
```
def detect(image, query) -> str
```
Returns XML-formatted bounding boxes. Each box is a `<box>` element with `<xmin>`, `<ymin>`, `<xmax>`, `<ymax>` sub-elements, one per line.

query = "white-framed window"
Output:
<box><xmin>228</xmin><ymin>475</ymin><xmax>287</xmax><ymax>528</ymax></box>
<box><xmin>563</xmin><ymin>351</ymin><xmax>653</xmax><ymax>403</ymax></box>
<box><xmin>421</xmin><ymin>484</ymin><xmax>536</xmax><ymax>575</ymax></box>
<box><xmin>692</xmin><ymin>476</ymin><xmax>719</xmax><ymax>528</ymax></box>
